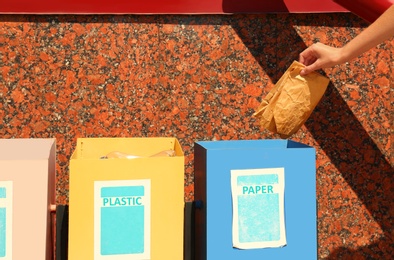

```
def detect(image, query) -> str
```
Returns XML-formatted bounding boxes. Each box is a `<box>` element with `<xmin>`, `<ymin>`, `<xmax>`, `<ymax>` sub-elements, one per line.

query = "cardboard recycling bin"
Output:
<box><xmin>194</xmin><ymin>140</ymin><xmax>317</xmax><ymax>259</ymax></box>
<box><xmin>69</xmin><ymin>137</ymin><xmax>184</xmax><ymax>260</ymax></box>
<box><xmin>0</xmin><ymin>138</ymin><xmax>56</xmax><ymax>260</ymax></box>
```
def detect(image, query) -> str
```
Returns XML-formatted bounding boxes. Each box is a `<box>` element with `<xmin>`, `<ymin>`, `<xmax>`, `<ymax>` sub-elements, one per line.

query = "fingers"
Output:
<box><xmin>299</xmin><ymin>43</ymin><xmax>324</xmax><ymax>75</ymax></box>
<box><xmin>302</xmin><ymin>56</ymin><xmax>317</xmax><ymax>67</ymax></box>
<box><xmin>299</xmin><ymin>50</ymin><xmax>317</xmax><ymax>75</ymax></box>
<box><xmin>299</xmin><ymin>51</ymin><xmax>306</xmax><ymax>64</ymax></box>
<box><xmin>300</xmin><ymin>60</ymin><xmax>322</xmax><ymax>76</ymax></box>
<box><xmin>299</xmin><ymin>45</ymin><xmax>318</xmax><ymax>66</ymax></box>
<box><xmin>300</xmin><ymin>66</ymin><xmax>313</xmax><ymax>76</ymax></box>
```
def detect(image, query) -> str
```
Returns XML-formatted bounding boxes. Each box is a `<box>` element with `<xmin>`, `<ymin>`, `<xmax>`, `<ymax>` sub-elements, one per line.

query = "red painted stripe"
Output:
<box><xmin>333</xmin><ymin>0</ymin><xmax>393</xmax><ymax>22</ymax></box>
<box><xmin>0</xmin><ymin>0</ymin><xmax>347</xmax><ymax>14</ymax></box>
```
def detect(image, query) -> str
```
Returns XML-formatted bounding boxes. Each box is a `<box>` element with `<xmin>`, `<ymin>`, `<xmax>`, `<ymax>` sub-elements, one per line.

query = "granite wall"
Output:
<box><xmin>0</xmin><ymin>12</ymin><xmax>392</xmax><ymax>259</ymax></box>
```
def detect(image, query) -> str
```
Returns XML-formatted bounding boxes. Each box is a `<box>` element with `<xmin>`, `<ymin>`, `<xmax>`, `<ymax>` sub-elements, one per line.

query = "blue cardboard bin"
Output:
<box><xmin>194</xmin><ymin>140</ymin><xmax>317</xmax><ymax>260</ymax></box>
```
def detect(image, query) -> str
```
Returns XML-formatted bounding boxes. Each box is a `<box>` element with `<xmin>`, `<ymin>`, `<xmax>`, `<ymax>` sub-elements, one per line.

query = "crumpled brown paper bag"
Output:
<box><xmin>253</xmin><ymin>61</ymin><xmax>329</xmax><ymax>138</ymax></box>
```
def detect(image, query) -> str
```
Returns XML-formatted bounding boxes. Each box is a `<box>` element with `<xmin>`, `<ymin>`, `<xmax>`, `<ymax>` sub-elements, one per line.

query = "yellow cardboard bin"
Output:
<box><xmin>69</xmin><ymin>137</ymin><xmax>184</xmax><ymax>260</ymax></box>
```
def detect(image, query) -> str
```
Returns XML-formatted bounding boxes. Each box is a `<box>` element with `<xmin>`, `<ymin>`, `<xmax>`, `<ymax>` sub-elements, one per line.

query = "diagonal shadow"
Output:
<box><xmin>307</xmin><ymin>83</ymin><xmax>393</xmax><ymax>259</ymax></box>
<box><xmin>228</xmin><ymin>11</ymin><xmax>393</xmax><ymax>259</ymax></box>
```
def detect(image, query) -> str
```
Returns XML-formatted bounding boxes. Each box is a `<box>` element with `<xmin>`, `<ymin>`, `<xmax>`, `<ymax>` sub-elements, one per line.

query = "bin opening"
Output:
<box><xmin>72</xmin><ymin>137</ymin><xmax>183</xmax><ymax>159</ymax></box>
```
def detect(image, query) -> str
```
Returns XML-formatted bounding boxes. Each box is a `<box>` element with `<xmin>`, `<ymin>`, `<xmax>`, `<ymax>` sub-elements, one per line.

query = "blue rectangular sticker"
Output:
<box><xmin>94</xmin><ymin>180</ymin><xmax>151</xmax><ymax>260</ymax></box>
<box><xmin>0</xmin><ymin>181</ymin><xmax>12</xmax><ymax>260</ymax></box>
<box><xmin>0</xmin><ymin>208</ymin><xmax>6</xmax><ymax>257</ymax></box>
<box><xmin>231</xmin><ymin>168</ymin><xmax>286</xmax><ymax>249</ymax></box>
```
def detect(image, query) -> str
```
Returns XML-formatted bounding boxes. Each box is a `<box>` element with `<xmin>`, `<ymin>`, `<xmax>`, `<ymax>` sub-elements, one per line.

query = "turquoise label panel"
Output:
<box><xmin>0</xmin><ymin>182</ymin><xmax>12</xmax><ymax>260</ymax></box>
<box><xmin>94</xmin><ymin>179</ymin><xmax>151</xmax><ymax>260</ymax></box>
<box><xmin>0</xmin><ymin>186</ymin><xmax>5</xmax><ymax>257</ymax></box>
<box><xmin>0</xmin><ymin>188</ymin><xmax>6</xmax><ymax>199</ymax></box>
<box><xmin>100</xmin><ymin>186</ymin><xmax>145</xmax><ymax>255</ymax></box>
<box><xmin>0</xmin><ymin>206</ymin><xmax>6</xmax><ymax>257</ymax></box>
<box><xmin>231</xmin><ymin>168</ymin><xmax>286</xmax><ymax>249</ymax></box>
<box><xmin>237</xmin><ymin>174</ymin><xmax>280</xmax><ymax>243</ymax></box>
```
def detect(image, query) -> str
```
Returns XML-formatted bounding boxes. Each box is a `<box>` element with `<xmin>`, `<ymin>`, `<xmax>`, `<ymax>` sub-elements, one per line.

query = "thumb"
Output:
<box><xmin>300</xmin><ymin>63</ymin><xmax>319</xmax><ymax>76</ymax></box>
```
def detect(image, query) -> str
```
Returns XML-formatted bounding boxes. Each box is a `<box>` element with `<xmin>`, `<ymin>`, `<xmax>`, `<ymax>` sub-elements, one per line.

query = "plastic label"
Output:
<box><xmin>94</xmin><ymin>180</ymin><xmax>151</xmax><ymax>260</ymax></box>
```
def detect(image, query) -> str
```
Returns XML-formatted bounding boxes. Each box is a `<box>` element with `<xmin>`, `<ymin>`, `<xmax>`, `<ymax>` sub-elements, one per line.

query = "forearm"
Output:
<box><xmin>341</xmin><ymin>5</ymin><xmax>394</xmax><ymax>61</ymax></box>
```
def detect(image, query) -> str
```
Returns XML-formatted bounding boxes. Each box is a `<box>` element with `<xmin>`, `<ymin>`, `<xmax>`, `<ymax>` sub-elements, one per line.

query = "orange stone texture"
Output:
<box><xmin>0</xmin><ymin>13</ymin><xmax>393</xmax><ymax>259</ymax></box>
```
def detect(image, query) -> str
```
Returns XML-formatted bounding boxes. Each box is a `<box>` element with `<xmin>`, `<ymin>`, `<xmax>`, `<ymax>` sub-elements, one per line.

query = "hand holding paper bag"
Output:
<box><xmin>253</xmin><ymin>61</ymin><xmax>329</xmax><ymax>138</ymax></box>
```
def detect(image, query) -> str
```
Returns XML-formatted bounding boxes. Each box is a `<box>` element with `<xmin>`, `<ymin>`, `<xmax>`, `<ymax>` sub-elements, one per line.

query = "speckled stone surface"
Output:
<box><xmin>0</xmin><ymin>13</ymin><xmax>392</xmax><ymax>259</ymax></box>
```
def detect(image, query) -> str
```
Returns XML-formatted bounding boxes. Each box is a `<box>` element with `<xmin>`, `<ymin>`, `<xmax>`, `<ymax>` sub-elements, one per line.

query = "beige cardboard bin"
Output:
<box><xmin>0</xmin><ymin>138</ymin><xmax>56</xmax><ymax>260</ymax></box>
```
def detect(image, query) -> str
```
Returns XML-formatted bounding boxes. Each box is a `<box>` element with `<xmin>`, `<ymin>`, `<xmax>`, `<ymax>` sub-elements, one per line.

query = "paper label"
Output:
<box><xmin>94</xmin><ymin>180</ymin><xmax>151</xmax><ymax>260</ymax></box>
<box><xmin>231</xmin><ymin>168</ymin><xmax>286</xmax><ymax>249</ymax></box>
<box><xmin>0</xmin><ymin>181</ymin><xmax>12</xmax><ymax>260</ymax></box>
